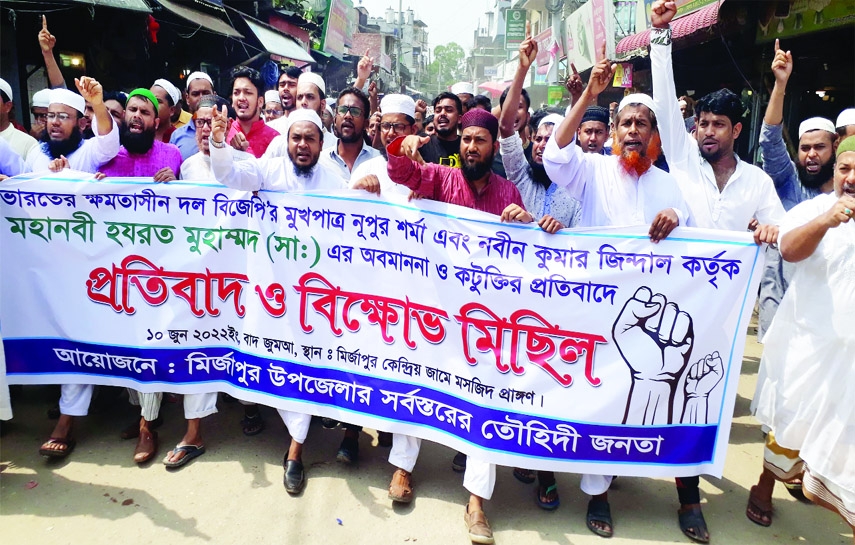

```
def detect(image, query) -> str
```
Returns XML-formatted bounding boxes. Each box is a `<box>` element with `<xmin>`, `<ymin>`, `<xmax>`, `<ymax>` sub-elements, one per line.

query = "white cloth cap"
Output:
<box><xmin>618</xmin><ymin>93</ymin><xmax>656</xmax><ymax>117</ymax></box>
<box><xmin>0</xmin><ymin>78</ymin><xmax>12</xmax><ymax>101</ymax></box>
<box><xmin>451</xmin><ymin>82</ymin><xmax>474</xmax><ymax>95</ymax></box>
<box><xmin>185</xmin><ymin>71</ymin><xmax>213</xmax><ymax>90</ymax></box>
<box><xmin>380</xmin><ymin>94</ymin><xmax>416</xmax><ymax>118</ymax></box>
<box><xmin>287</xmin><ymin>108</ymin><xmax>323</xmax><ymax>133</ymax></box>
<box><xmin>32</xmin><ymin>89</ymin><xmax>51</xmax><ymax>108</ymax></box>
<box><xmin>153</xmin><ymin>78</ymin><xmax>181</xmax><ymax>105</ymax></box>
<box><xmin>264</xmin><ymin>90</ymin><xmax>281</xmax><ymax>104</ymax></box>
<box><xmin>798</xmin><ymin>117</ymin><xmax>836</xmax><ymax>139</ymax></box>
<box><xmin>298</xmin><ymin>72</ymin><xmax>325</xmax><ymax>96</ymax></box>
<box><xmin>835</xmin><ymin>108</ymin><xmax>855</xmax><ymax>129</ymax></box>
<box><xmin>538</xmin><ymin>113</ymin><xmax>565</xmax><ymax>129</ymax></box>
<box><xmin>49</xmin><ymin>88</ymin><xmax>86</xmax><ymax>114</ymax></box>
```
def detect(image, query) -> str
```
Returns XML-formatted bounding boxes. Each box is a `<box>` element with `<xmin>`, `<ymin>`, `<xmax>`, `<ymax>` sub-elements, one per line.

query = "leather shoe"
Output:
<box><xmin>464</xmin><ymin>504</ymin><xmax>494</xmax><ymax>544</ymax></box>
<box><xmin>388</xmin><ymin>468</ymin><xmax>414</xmax><ymax>503</ymax></box>
<box><xmin>283</xmin><ymin>459</ymin><xmax>305</xmax><ymax>494</ymax></box>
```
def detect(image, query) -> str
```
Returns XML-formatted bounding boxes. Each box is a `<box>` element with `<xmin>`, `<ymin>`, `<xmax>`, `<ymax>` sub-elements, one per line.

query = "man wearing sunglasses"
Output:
<box><xmin>318</xmin><ymin>87</ymin><xmax>380</xmax><ymax>180</ymax></box>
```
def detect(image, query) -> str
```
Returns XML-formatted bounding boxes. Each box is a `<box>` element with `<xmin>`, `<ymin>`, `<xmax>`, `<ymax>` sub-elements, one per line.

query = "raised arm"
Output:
<box><xmin>649</xmin><ymin>1</ymin><xmax>694</xmax><ymax>170</ymax></box>
<box><xmin>209</xmin><ymin>104</ymin><xmax>263</xmax><ymax>190</ymax></box>
<box><xmin>500</xmin><ymin>22</ymin><xmax>536</xmax><ymax>139</ymax></box>
<box><xmin>759</xmin><ymin>40</ymin><xmax>800</xmax><ymax>191</ymax></box>
<box><xmin>551</xmin><ymin>51</ymin><xmax>614</xmax><ymax>149</ymax></box>
<box><xmin>354</xmin><ymin>50</ymin><xmax>374</xmax><ymax>92</ymax></box>
<box><xmin>75</xmin><ymin>77</ymin><xmax>119</xmax><ymax>166</ymax></box>
<box><xmin>38</xmin><ymin>16</ymin><xmax>66</xmax><ymax>89</ymax></box>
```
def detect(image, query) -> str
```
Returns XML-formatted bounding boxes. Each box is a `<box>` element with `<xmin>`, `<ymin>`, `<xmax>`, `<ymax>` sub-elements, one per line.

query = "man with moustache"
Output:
<box><xmin>180</xmin><ymin>95</ymin><xmax>244</xmax><ymax>181</ymax></box>
<box><xmin>264</xmin><ymin>72</ymin><xmax>337</xmax><ymax>159</ymax></box>
<box><xmin>646</xmin><ymin>3</ymin><xmax>784</xmax><ymax>540</ymax></box>
<box><xmin>746</xmin><ymin>38</ymin><xmax>839</xmax><ymax>528</ymax></box>
<box><xmin>26</xmin><ymin>79</ymin><xmax>119</xmax><ymax>174</ymax></box>
<box><xmin>169</xmin><ymin>72</ymin><xmax>216</xmax><ymax>161</ymax></box>
<box><xmin>544</xmin><ymin>56</ymin><xmax>692</xmax><ymax>538</ymax></box>
<box><xmin>225</xmin><ymin>66</ymin><xmax>279</xmax><ymax>158</ymax></box>
<box><xmin>418</xmin><ymin>92</ymin><xmax>463</xmax><ymax>167</ymax></box>
<box><xmin>388</xmin><ymin>108</ymin><xmax>526</xmax><ymax>544</ymax></box>
<box><xmin>151</xmin><ymin>79</ymin><xmax>182</xmax><ymax>143</ymax></box>
<box><xmin>319</xmin><ymin>87</ymin><xmax>379</xmax><ymax>179</ymax></box>
<box><xmin>99</xmin><ymin>88</ymin><xmax>181</xmax><ymax>181</ymax></box>
<box><xmin>266</xmin><ymin>66</ymin><xmax>303</xmax><ymax>134</ymax></box>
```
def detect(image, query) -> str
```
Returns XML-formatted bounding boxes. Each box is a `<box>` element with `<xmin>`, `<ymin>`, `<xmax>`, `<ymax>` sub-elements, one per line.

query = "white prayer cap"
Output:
<box><xmin>451</xmin><ymin>82</ymin><xmax>474</xmax><ymax>95</ymax></box>
<box><xmin>153</xmin><ymin>78</ymin><xmax>181</xmax><ymax>105</ymax></box>
<box><xmin>325</xmin><ymin>97</ymin><xmax>336</xmax><ymax>108</ymax></box>
<box><xmin>32</xmin><ymin>89</ymin><xmax>52</xmax><ymax>108</ymax></box>
<box><xmin>618</xmin><ymin>93</ymin><xmax>656</xmax><ymax>116</ymax></box>
<box><xmin>380</xmin><ymin>94</ymin><xmax>416</xmax><ymax>118</ymax></box>
<box><xmin>298</xmin><ymin>72</ymin><xmax>325</xmax><ymax>96</ymax></box>
<box><xmin>49</xmin><ymin>88</ymin><xmax>85</xmax><ymax>114</ymax></box>
<box><xmin>836</xmin><ymin>108</ymin><xmax>855</xmax><ymax>129</ymax></box>
<box><xmin>287</xmin><ymin>108</ymin><xmax>323</xmax><ymax>133</ymax></box>
<box><xmin>538</xmin><ymin>113</ymin><xmax>565</xmax><ymax>129</ymax></box>
<box><xmin>798</xmin><ymin>117</ymin><xmax>836</xmax><ymax>139</ymax></box>
<box><xmin>264</xmin><ymin>90</ymin><xmax>281</xmax><ymax>104</ymax></box>
<box><xmin>0</xmin><ymin>78</ymin><xmax>12</xmax><ymax>101</ymax></box>
<box><xmin>185</xmin><ymin>71</ymin><xmax>213</xmax><ymax>90</ymax></box>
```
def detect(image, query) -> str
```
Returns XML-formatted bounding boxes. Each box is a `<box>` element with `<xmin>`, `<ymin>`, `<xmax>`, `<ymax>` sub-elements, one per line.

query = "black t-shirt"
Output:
<box><xmin>420</xmin><ymin>135</ymin><xmax>461</xmax><ymax>167</ymax></box>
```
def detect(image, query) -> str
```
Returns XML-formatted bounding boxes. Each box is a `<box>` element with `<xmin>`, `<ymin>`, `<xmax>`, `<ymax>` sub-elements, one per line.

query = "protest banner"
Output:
<box><xmin>0</xmin><ymin>173</ymin><xmax>763</xmax><ymax>477</ymax></box>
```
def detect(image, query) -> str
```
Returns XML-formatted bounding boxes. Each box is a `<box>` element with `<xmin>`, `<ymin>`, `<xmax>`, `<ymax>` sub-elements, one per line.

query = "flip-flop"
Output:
<box><xmin>679</xmin><ymin>505</ymin><xmax>710</xmax><ymax>543</ymax></box>
<box><xmin>513</xmin><ymin>467</ymin><xmax>536</xmax><ymax>484</ymax></box>
<box><xmin>536</xmin><ymin>483</ymin><xmax>560</xmax><ymax>511</ymax></box>
<box><xmin>586</xmin><ymin>498</ymin><xmax>613</xmax><ymax>538</ymax></box>
<box><xmin>163</xmin><ymin>444</ymin><xmax>206</xmax><ymax>468</ymax></box>
<box><xmin>783</xmin><ymin>478</ymin><xmax>810</xmax><ymax>503</ymax></box>
<box><xmin>39</xmin><ymin>437</ymin><xmax>76</xmax><ymax>458</ymax></box>
<box><xmin>241</xmin><ymin>413</ymin><xmax>264</xmax><ymax>436</ymax></box>
<box><xmin>746</xmin><ymin>485</ymin><xmax>773</xmax><ymax>527</ymax></box>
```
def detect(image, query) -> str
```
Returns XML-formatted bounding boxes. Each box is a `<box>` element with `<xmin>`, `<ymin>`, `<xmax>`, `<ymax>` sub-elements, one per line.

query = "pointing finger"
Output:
<box><xmin>42</xmin><ymin>14</ymin><xmax>48</xmax><ymax>30</ymax></box>
<box><xmin>774</xmin><ymin>38</ymin><xmax>779</xmax><ymax>52</ymax></box>
<box><xmin>571</xmin><ymin>63</ymin><xmax>579</xmax><ymax>76</ymax></box>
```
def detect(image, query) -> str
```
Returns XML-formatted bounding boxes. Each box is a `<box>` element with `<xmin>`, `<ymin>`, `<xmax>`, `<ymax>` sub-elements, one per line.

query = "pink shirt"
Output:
<box><xmin>100</xmin><ymin>140</ymin><xmax>183</xmax><ymax>178</ymax></box>
<box><xmin>386</xmin><ymin>137</ymin><xmax>524</xmax><ymax>216</ymax></box>
<box><xmin>226</xmin><ymin>118</ymin><xmax>279</xmax><ymax>158</ymax></box>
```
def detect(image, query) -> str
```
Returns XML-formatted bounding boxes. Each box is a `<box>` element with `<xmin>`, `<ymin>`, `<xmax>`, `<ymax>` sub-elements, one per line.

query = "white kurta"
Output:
<box><xmin>209</xmin><ymin>141</ymin><xmax>347</xmax><ymax>192</ymax></box>
<box><xmin>753</xmin><ymin>192</ymin><xmax>855</xmax><ymax>520</ymax></box>
<box><xmin>26</xmin><ymin>118</ymin><xmax>120</xmax><ymax>174</ymax></box>
<box><xmin>542</xmin><ymin>135</ymin><xmax>691</xmax><ymax>228</ymax></box>
<box><xmin>349</xmin><ymin>155</ymin><xmax>410</xmax><ymax>198</ymax></box>
<box><xmin>650</xmin><ymin>31</ymin><xmax>784</xmax><ymax>230</ymax></box>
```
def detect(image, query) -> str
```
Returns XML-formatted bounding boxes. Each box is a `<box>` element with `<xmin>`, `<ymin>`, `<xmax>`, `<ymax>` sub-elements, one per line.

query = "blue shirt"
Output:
<box><xmin>169</xmin><ymin>122</ymin><xmax>199</xmax><ymax>162</ymax></box>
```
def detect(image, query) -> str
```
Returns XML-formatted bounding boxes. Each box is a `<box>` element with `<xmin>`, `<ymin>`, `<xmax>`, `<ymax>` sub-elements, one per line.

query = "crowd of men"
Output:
<box><xmin>1</xmin><ymin>2</ymin><xmax>854</xmax><ymax>544</ymax></box>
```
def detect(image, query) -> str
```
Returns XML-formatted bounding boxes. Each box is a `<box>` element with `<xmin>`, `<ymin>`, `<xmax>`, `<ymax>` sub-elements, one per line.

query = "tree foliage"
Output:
<box><xmin>426</xmin><ymin>42</ymin><xmax>467</xmax><ymax>95</ymax></box>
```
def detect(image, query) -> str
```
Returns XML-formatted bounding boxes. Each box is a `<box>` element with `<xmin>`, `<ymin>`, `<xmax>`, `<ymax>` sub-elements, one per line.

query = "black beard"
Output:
<box><xmin>120</xmin><ymin>124</ymin><xmax>156</xmax><ymax>155</ymax></box>
<box><xmin>436</xmin><ymin>126</ymin><xmax>456</xmax><ymax>138</ymax></box>
<box><xmin>699</xmin><ymin>147</ymin><xmax>726</xmax><ymax>164</ymax></box>
<box><xmin>338</xmin><ymin>128</ymin><xmax>363</xmax><ymax>144</ymax></box>
<box><xmin>461</xmin><ymin>154</ymin><xmax>493</xmax><ymax>182</ymax></box>
<box><xmin>39</xmin><ymin>130</ymin><xmax>83</xmax><ymax>159</ymax></box>
<box><xmin>796</xmin><ymin>160</ymin><xmax>835</xmax><ymax>189</ymax></box>
<box><xmin>530</xmin><ymin>162</ymin><xmax>551</xmax><ymax>189</ymax></box>
<box><xmin>289</xmin><ymin>153</ymin><xmax>319</xmax><ymax>178</ymax></box>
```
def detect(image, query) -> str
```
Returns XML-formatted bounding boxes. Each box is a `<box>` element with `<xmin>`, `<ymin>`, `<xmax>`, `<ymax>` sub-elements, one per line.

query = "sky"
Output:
<box><xmin>352</xmin><ymin>0</ymin><xmax>491</xmax><ymax>54</ymax></box>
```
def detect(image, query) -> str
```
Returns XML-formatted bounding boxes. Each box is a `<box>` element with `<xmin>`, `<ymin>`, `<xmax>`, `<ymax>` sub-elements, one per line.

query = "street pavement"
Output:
<box><xmin>1</xmin><ymin>314</ymin><xmax>852</xmax><ymax>545</ymax></box>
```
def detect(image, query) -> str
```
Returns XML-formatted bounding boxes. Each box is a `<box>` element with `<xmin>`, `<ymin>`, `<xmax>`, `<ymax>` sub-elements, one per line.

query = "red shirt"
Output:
<box><xmin>386</xmin><ymin>137</ymin><xmax>524</xmax><ymax>216</ymax></box>
<box><xmin>226</xmin><ymin>118</ymin><xmax>279</xmax><ymax>158</ymax></box>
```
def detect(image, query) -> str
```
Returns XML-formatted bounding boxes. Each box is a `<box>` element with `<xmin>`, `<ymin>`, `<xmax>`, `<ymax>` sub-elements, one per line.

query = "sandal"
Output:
<box><xmin>536</xmin><ymin>483</ymin><xmax>560</xmax><ymax>511</ymax></box>
<box><xmin>39</xmin><ymin>437</ymin><xmax>76</xmax><ymax>458</ymax></box>
<box><xmin>163</xmin><ymin>444</ymin><xmax>205</xmax><ymax>468</ymax></box>
<box><xmin>783</xmin><ymin>477</ymin><xmax>810</xmax><ymax>503</ymax></box>
<box><xmin>120</xmin><ymin>416</ymin><xmax>163</xmax><ymax>440</ymax></box>
<box><xmin>586</xmin><ymin>498</ymin><xmax>613</xmax><ymax>538</ymax></box>
<box><xmin>388</xmin><ymin>468</ymin><xmax>414</xmax><ymax>503</ymax></box>
<box><xmin>678</xmin><ymin>504</ymin><xmax>710</xmax><ymax>543</ymax></box>
<box><xmin>746</xmin><ymin>485</ymin><xmax>773</xmax><ymax>527</ymax></box>
<box><xmin>513</xmin><ymin>467</ymin><xmax>536</xmax><ymax>484</ymax></box>
<box><xmin>240</xmin><ymin>412</ymin><xmax>265</xmax><ymax>436</ymax></box>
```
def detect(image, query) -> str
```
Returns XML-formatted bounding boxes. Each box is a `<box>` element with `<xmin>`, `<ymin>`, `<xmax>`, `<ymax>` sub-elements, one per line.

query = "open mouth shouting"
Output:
<box><xmin>622</xmin><ymin>139</ymin><xmax>644</xmax><ymax>153</ymax></box>
<box><xmin>436</xmin><ymin>116</ymin><xmax>450</xmax><ymax>130</ymax></box>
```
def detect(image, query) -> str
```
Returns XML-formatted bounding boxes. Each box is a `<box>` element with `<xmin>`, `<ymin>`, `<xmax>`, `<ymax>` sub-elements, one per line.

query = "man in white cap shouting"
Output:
<box><xmin>837</xmin><ymin>108</ymin><xmax>855</xmax><ymax>139</ymax></box>
<box><xmin>263</xmin><ymin>90</ymin><xmax>285</xmax><ymax>122</ymax></box>
<box><xmin>169</xmin><ymin>71</ymin><xmax>215</xmax><ymax>161</ymax></box>
<box><xmin>451</xmin><ymin>82</ymin><xmax>475</xmax><ymax>110</ymax></box>
<box><xmin>745</xmin><ymin>36</ymin><xmax>840</xmax><ymax>529</ymax></box>
<box><xmin>0</xmin><ymin>78</ymin><xmax>40</xmax><ymax>163</ymax></box>
<box><xmin>25</xmin><ymin>77</ymin><xmax>119</xmax><ymax>174</ymax></box>
<box><xmin>544</xmin><ymin>54</ymin><xmax>692</xmax><ymax>539</ymax></box>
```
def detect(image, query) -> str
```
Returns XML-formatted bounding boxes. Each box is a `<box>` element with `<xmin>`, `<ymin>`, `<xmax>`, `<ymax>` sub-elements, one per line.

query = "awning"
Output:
<box><xmin>153</xmin><ymin>0</ymin><xmax>243</xmax><ymax>38</ymax></box>
<box><xmin>2</xmin><ymin>0</ymin><xmax>150</xmax><ymax>12</ymax></box>
<box><xmin>616</xmin><ymin>1</ymin><xmax>722</xmax><ymax>58</ymax></box>
<box><xmin>243</xmin><ymin>18</ymin><xmax>315</xmax><ymax>63</ymax></box>
<box><xmin>478</xmin><ymin>81</ymin><xmax>510</xmax><ymax>97</ymax></box>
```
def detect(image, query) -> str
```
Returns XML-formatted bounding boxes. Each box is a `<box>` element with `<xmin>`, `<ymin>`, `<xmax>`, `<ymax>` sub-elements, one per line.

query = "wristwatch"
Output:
<box><xmin>209</xmin><ymin>136</ymin><xmax>226</xmax><ymax>149</ymax></box>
